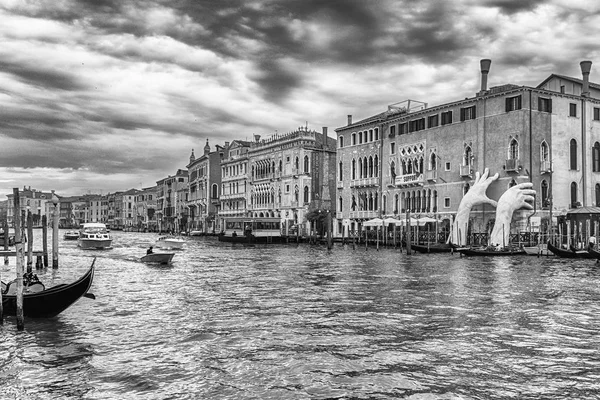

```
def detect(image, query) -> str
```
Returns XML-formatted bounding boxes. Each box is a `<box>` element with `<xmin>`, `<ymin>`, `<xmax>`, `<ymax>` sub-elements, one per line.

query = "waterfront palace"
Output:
<box><xmin>3</xmin><ymin>60</ymin><xmax>600</xmax><ymax>237</ymax></box>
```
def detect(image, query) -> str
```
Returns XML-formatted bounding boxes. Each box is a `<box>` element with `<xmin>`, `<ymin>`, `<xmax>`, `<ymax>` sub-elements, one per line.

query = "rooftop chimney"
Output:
<box><xmin>347</xmin><ymin>115</ymin><xmax>352</xmax><ymax>126</ymax></box>
<box><xmin>480</xmin><ymin>59</ymin><xmax>491</xmax><ymax>94</ymax></box>
<box><xmin>581</xmin><ymin>60</ymin><xmax>592</xmax><ymax>97</ymax></box>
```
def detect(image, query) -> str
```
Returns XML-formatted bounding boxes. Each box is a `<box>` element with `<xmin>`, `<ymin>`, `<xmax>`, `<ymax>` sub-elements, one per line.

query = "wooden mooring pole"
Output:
<box><xmin>13</xmin><ymin>188</ymin><xmax>25</xmax><ymax>330</ymax></box>
<box><xmin>3</xmin><ymin>220</ymin><xmax>8</xmax><ymax>265</ymax></box>
<box><xmin>27</xmin><ymin>210</ymin><xmax>33</xmax><ymax>273</ymax></box>
<box><xmin>42</xmin><ymin>215</ymin><xmax>48</xmax><ymax>268</ymax></box>
<box><xmin>52</xmin><ymin>193</ymin><xmax>59</xmax><ymax>268</ymax></box>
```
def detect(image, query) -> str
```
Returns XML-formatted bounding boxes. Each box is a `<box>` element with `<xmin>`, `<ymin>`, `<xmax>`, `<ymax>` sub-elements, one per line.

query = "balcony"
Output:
<box><xmin>540</xmin><ymin>160</ymin><xmax>552</xmax><ymax>174</ymax></box>
<box><xmin>394</xmin><ymin>173</ymin><xmax>424</xmax><ymax>187</ymax></box>
<box><xmin>425</xmin><ymin>170</ymin><xmax>438</xmax><ymax>181</ymax></box>
<box><xmin>459</xmin><ymin>164</ymin><xmax>472</xmax><ymax>177</ymax></box>
<box><xmin>349</xmin><ymin>210</ymin><xmax>379</xmax><ymax>219</ymax></box>
<box><xmin>350</xmin><ymin>177</ymin><xmax>379</xmax><ymax>188</ymax></box>
<box><xmin>505</xmin><ymin>158</ymin><xmax>519</xmax><ymax>172</ymax></box>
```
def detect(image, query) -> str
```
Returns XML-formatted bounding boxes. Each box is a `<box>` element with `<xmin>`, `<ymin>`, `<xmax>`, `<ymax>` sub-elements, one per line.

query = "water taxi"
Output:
<box><xmin>218</xmin><ymin>217</ymin><xmax>285</xmax><ymax>243</ymax></box>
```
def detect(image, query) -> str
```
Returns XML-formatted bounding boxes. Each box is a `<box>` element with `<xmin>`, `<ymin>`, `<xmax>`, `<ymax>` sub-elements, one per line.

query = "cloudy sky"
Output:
<box><xmin>1</xmin><ymin>0</ymin><xmax>599</xmax><ymax>198</ymax></box>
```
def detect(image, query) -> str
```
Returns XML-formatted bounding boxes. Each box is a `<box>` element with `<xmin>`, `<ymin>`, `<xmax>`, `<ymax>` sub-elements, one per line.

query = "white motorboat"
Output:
<box><xmin>156</xmin><ymin>236</ymin><xmax>185</xmax><ymax>249</ymax></box>
<box><xmin>78</xmin><ymin>223</ymin><xmax>112</xmax><ymax>249</ymax></box>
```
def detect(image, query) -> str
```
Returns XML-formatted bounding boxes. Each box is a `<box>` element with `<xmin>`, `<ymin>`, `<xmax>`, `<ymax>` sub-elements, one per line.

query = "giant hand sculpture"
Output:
<box><xmin>488</xmin><ymin>182</ymin><xmax>536</xmax><ymax>247</ymax></box>
<box><xmin>449</xmin><ymin>168</ymin><xmax>499</xmax><ymax>246</ymax></box>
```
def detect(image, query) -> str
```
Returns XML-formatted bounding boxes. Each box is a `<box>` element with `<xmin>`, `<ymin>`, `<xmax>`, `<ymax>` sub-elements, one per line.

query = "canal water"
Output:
<box><xmin>1</xmin><ymin>231</ymin><xmax>600</xmax><ymax>399</ymax></box>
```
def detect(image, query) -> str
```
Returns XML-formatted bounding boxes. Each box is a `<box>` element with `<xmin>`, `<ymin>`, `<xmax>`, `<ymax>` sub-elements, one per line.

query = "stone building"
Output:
<box><xmin>218</xmin><ymin>140</ymin><xmax>251</xmax><ymax>226</ymax></box>
<box><xmin>156</xmin><ymin>169</ymin><xmax>188</xmax><ymax>233</ymax></box>
<box><xmin>335</xmin><ymin>59</ymin><xmax>600</xmax><ymax>238</ymax></box>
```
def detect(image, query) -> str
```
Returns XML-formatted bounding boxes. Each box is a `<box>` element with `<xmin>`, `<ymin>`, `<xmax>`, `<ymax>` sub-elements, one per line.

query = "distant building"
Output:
<box><xmin>135</xmin><ymin>186</ymin><xmax>157</xmax><ymax>231</ymax></box>
<box><xmin>6</xmin><ymin>186</ymin><xmax>56</xmax><ymax>227</ymax></box>
<box><xmin>218</xmin><ymin>140</ymin><xmax>251</xmax><ymax>223</ymax></box>
<box><xmin>156</xmin><ymin>169</ymin><xmax>189</xmax><ymax>233</ymax></box>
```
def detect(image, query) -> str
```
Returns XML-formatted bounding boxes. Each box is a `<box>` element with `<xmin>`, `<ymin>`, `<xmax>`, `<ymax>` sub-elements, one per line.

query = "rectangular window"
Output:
<box><xmin>444</xmin><ymin>198</ymin><xmax>450</xmax><ymax>208</ymax></box>
<box><xmin>409</xmin><ymin>118</ymin><xmax>425</xmax><ymax>132</ymax></box>
<box><xmin>427</xmin><ymin>114</ymin><xmax>439</xmax><ymax>128</ymax></box>
<box><xmin>569</xmin><ymin>103</ymin><xmax>577</xmax><ymax>117</ymax></box>
<box><xmin>390</xmin><ymin>142</ymin><xmax>396</xmax><ymax>155</ymax></box>
<box><xmin>538</xmin><ymin>98</ymin><xmax>552</xmax><ymax>113</ymax></box>
<box><xmin>374</xmin><ymin>128</ymin><xmax>379</xmax><ymax>140</ymax></box>
<box><xmin>460</xmin><ymin>105</ymin><xmax>476</xmax><ymax>121</ymax></box>
<box><xmin>505</xmin><ymin>95</ymin><xmax>522</xmax><ymax>112</ymax></box>
<box><xmin>445</xmin><ymin>162</ymin><xmax>451</xmax><ymax>171</ymax></box>
<box><xmin>441</xmin><ymin>111</ymin><xmax>453</xmax><ymax>125</ymax></box>
<box><xmin>594</xmin><ymin>107</ymin><xmax>600</xmax><ymax>121</ymax></box>
<box><xmin>389</xmin><ymin>125</ymin><xmax>396</xmax><ymax>137</ymax></box>
<box><xmin>560</xmin><ymin>85</ymin><xmax>565</xmax><ymax>94</ymax></box>
<box><xmin>398</xmin><ymin>123</ymin><xmax>407</xmax><ymax>135</ymax></box>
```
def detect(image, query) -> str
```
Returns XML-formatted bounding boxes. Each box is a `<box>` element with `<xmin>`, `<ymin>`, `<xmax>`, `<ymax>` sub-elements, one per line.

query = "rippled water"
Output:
<box><xmin>1</xmin><ymin>230</ymin><xmax>600</xmax><ymax>399</ymax></box>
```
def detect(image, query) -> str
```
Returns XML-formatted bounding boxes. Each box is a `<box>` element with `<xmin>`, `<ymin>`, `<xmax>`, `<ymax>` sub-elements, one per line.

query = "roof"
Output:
<box><xmin>537</xmin><ymin>74</ymin><xmax>600</xmax><ymax>91</ymax></box>
<box><xmin>566</xmin><ymin>206</ymin><xmax>600</xmax><ymax>215</ymax></box>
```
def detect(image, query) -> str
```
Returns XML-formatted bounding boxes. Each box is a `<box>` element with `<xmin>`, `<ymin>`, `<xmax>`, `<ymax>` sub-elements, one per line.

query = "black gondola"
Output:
<box><xmin>546</xmin><ymin>241</ymin><xmax>597</xmax><ymax>259</ymax></box>
<box><xmin>1</xmin><ymin>258</ymin><xmax>95</xmax><ymax>318</ymax></box>
<box><xmin>411</xmin><ymin>243</ymin><xmax>455</xmax><ymax>253</ymax></box>
<box><xmin>458</xmin><ymin>247</ymin><xmax>526</xmax><ymax>256</ymax></box>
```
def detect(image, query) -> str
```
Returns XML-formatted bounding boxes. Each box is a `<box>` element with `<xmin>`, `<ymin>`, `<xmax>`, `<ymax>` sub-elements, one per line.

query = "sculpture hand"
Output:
<box><xmin>496</xmin><ymin>182</ymin><xmax>536</xmax><ymax>214</ymax></box>
<box><xmin>460</xmin><ymin>168</ymin><xmax>499</xmax><ymax>209</ymax></box>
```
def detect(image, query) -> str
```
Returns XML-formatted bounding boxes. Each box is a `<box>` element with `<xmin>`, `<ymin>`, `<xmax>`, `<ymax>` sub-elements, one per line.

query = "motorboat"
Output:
<box><xmin>141</xmin><ymin>252</ymin><xmax>175</xmax><ymax>265</ymax></box>
<box><xmin>63</xmin><ymin>231</ymin><xmax>80</xmax><ymax>240</ymax></box>
<box><xmin>156</xmin><ymin>236</ymin><xmax>185</xmax><ymax>249</ymax></box>
<box><xmin>1</xmin><ymin>258</ymin><xmax>96</xmax><ymax>318</ymax></box>
<box><xmin>78</xmin><ymin>223</ymin><xmax>113</xmax><ymax>249</ymax></box>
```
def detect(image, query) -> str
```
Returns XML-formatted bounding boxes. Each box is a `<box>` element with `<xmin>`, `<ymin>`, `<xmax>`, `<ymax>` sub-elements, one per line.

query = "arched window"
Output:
<box><xmin>540</xmin><ymin>180</ymin><xmax>549</xmax><ymax>208</ymax></box>
<box><xmin>304</xmin><ymin>156</ymin><xmax>309</xmax><ymax>173</ymax></box>
<box><xmin>352</xmin><ymin>133</ymin><xmax>356</xmax><ymax>145</ymax></box>
<box><xmin>464</xmin><ymin>146</ymin><xmax>473</xmax><ymax>166</ymax></box>
<box><xmin>509</xmin><ymin>139</ymin><xmax>519</xmax><ymax>160</ymax></box>
<box><xmin>430</xmin><ymin>153</ymin><xmax>437</xmax><ymax>170</ymax></box>
<box><xmin>382</xmin><ymin>194</ymin><xmax>387</xmax><ymax>214</ymax></box>
<box><xmin>407</xmin><ymin>160</ymin><xmax>413</xmax><ymax>174</ymax></box>
<box><xmin>540</xmin><ymin>141</ymin><xmax>549</xmax><ymax>162</ymax></box>
<box><xmin>294</xmin><ymin>185</ymin><xmax>299</xmax><ymax>202</ymax></box>
<box><xmin>339</xmin><ymin>196</ymin><xmax>343</xmax><ymax>212</ymax></box>
<box><xmin>593</xmin><ymin>142</ymin><xmax>600</xmax><ymax>172</ymax></box>
<box><xmin>363</xmin><ymin>157</ymin><xmax>368</xmax><ymax>178</ymax></box>
<box><xmin>352</xmin><ymin>159</ymin><xmax>356</xmax><ymax>180</ymax></box>
<box><xmin>401</xmin><ymin>192</ymin><xmax>406</xmax><ymax>212</ymax></box>
<box><xmin>338</xmin><ymin>161</ymin><xmax>343</xmax><ymax>181</ymax></box>
<box><xmin>570</xmin><ymin>139</ymin><xmax>577</xmax><ymax>170</ymax></box>
<box><xmin>390</xmin><ymin>161</ymin><xmax>396</xmax><ymax>183</ymax></box>
<box><xmin>339</xmin><ymin>136</ymin><xmax>344</xmax><ymax>148</ymax></box>
<box><xmin>394</xmin><ymin>194</ymin><xmax>399</xmax><ymax>214</ymax></box>
<box><xmin>419</xmin><ymin>156</ymin><xmax>424</xmax><ymax>173</ymax></box>
<box><xmin>279</xmin><ymin>160</ymin><xmax>282</xmax><ymax>172</ymax></box>
<box><xmin>295</xmin><ymin>157</ymin><xmax>299</xmax><ymax>171</ymax></box>
<box><xmin>368</xmin><ymin>156</ymin><xmax>374</xmax><ymax>177</ymax></box>
<box><xmin>596</xmin><ymin>184</ymin><xmax>600</xmax><ymax>207</ymax></box>
<box><xmin>571</xmin><ymin>182</ymin><xmax>578</xmax><ymax>207</ymax></box>
<box><xmin>351</xmin><ymin>195</ymin><xmax>357</xmax><ymax>211</ymax></box>
<box><xmin>402</xmin><ymin>160</ymin><xmax>407</xmax><ymax>175</ymax></box>
<box><xmin>359</xmin><ymin>131</ymin><xmax>363</xmax><ymax>144</ymax></box>
<box><xmin>374</xmin><ymin>155</ymin><xmax>379</xmax><ymax>177</ymax></box>
<box><xmin>211</xmin><ymin>184</ymin><xmax>218</xmax><ymax>199</ymax></box>
<box><xmin>358</xmin><ymin>158</ymin><xmax>363</xmax><ymax>178</ymax></box>
<box><xmin>303</xmin><ymin>186</ymin><xmax>309</xmax><ymax>203</ymax></box>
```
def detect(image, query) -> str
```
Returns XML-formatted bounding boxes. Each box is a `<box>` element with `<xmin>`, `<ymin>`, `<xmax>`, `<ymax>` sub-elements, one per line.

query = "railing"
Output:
<box><xmin>220</xmin><ymin>193</ymin><xmax>246</xmax><ymax>200</ymax></box>
<box><xmin>459</xmin><ymin>164</ymin><xmax>472</xmax><ymax>177</ymax></box>
<box><xmin>394</xmin><ymin>173</ymin><xmax>424</xmax><ymax>187</ymax></box>
<box><xmin>505</xmin><ymin>158</ymin><xmax>519</xmax><ymax>172</ymax></box>
<box><xmin>350</xmin><ymin>177</ymin><xmax>379</xmax><ymax>188</ymax></box>
<box><xmin>349</xmin><ymin>210</ymin><xmax>378</xmax><ymax>219</ymax></box>
<box><xmin>425</xmin><ymin>170</ymin><xmax>437</xmax><ymax>181</ymax></box>
<box><xmin>540</xmin><ymin>160</ymin><xmax>551</xmax><ymax>173</ymax></box>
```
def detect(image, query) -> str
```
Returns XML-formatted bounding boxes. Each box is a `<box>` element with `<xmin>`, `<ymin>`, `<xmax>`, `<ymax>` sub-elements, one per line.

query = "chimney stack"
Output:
<box><xmin>480</xmin><ymin>59</ymin><xmax>491</xmax><ymax>94</ymax></box>
<box><xmin>581</xmin><ymin>60</ymin><xmax>592</xmax><ymax>97</ymax></box>
<box><xmin>347</xmin><ymin>115</ymin><xmax>352</xmax><ymax>125</ymax></box>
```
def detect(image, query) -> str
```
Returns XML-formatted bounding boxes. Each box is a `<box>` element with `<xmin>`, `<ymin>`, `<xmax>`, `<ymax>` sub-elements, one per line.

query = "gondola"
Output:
<box><xmin>411</xmin><ymin>243</ymin><xmax>455</xmax><ymax>253</ymax></box>
<box><xmin>1</xmin><ymin>258</ymin><xmax>96</xmax><ymax>318</ymax></box>
<box><xmin>141</xmin><ymin>252</ymin><xmax>175</xmax><ymax>265</ymax></box>
<box><xmin>546</xmin><ymin>241</ymin><xmax>597</xmax><ymax>259</ymax></box>
<box><xmin>458</xmin><ymin>247</ymin><xmax>526</xmax><ymax>256</ymax></box>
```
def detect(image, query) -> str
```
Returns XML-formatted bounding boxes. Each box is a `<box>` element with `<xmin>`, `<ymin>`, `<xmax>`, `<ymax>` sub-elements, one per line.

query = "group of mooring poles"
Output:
<box><xmin>0</xmin><ymin>188</ymin><xmax>59</xmax><ymax>330</ymax></box>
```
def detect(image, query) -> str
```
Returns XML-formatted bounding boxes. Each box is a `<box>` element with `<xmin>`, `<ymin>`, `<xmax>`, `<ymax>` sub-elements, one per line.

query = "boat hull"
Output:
<box><xmin>411</xmin><ymin>243</ymin><xmax>454</xmax><ymax>253</ymax></box>
<box><xmin>546</xmin><ymin>241</ymin><xmax>596</xmax><ymax>259</ymax></box>
<box><xmin>141</xmin><ymin>253</ymin><xmax>175</xmax><ymax>264</ymax></box>
<box><xmin>78</xmin><ymin>239</ymin><xmax>113</xmax><ymax>249</ymax></box>
<box><xmin>2</xmin><ymin>259</ymin><xmax>95</xmax><ymax>318</ymax></box>
<box><xmin>156</xmin><ymin>239</ymin><xmax>184</xmax><ymax>249</ymax></box>
<box><xmin>218</xmin><ymin>234</ymin><xmax>286</xmax><ymax>244</ymax></box>
<box><xmin>522</xmin><ymin>245</ymin><xmax>552</xmax><ymax>256</ymax></box>
<box><xmin>458</xmin><ymin>247</ymin><xmax>526</xmax><ymax>256</ymax></box>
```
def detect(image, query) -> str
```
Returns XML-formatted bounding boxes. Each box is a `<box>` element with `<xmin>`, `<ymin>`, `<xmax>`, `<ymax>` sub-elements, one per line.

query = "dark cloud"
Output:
<box><xmin>483</xmin><ymin>0</ymin><xmax>546</xmax><ymax>15</ymax></box>
<box><xmin>0</xmin><ymin>60</ymin><xmax>88</xmax><ymax>92</ymax></box>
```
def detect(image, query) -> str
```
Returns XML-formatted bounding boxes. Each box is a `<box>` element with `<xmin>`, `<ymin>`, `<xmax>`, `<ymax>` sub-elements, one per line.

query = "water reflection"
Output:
<box><xmin>1</xmin><ymin>231</ymin><xmax>600</xmax><ymax>398</ymax></box>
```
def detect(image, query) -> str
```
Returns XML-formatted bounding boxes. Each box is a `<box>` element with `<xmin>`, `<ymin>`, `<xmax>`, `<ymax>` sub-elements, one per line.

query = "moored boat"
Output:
<box><xmin>546</xmin><ymin>241</ymin><xmax>596</xmax><ymax>259</ymax></box>
<box><xmin>458</xmin><ymin>246</ymin><xmax>526</xmax><ymax>256</ymax></box>
<box><xmin>218</xmin><ymin>217</ymin><xmax>285</xmax><ymax>244</ymax></box>
<box><xmin>411</xmin><ymin>243</ymin><xmax>455</xmax><ymax>253</ymax></box>
<box><xmin>522</xmin><ymin>244</ymin><xmax>552</xmax><ymax>256</ymax></box>
<box><xmin>156</xmin><ymin>236</ymin><xmax>185</xmax><ymax>249</ymax></box>
<box><xmin>141</xmin><ymin>252</ymin><xmax>175</xmax><ymax>264</ymax></box>
<box><xmin>64</xmin><ymin>231</ymin><xmax>79</xmax><ymax>240</ymax></box>
<box><xmin>78</xmin><ymin>223</ymin><xmax>112</xmax><ymax>249</ymax></box>
<box><xmin>1</xmin><ymin>258</ymin><xmax>96</xmax><ymax>318</ymax></box>
<box><xmin>189</xmin><ymin>230</ymin><xmax>203</xmax><ymax>236</ymax></box>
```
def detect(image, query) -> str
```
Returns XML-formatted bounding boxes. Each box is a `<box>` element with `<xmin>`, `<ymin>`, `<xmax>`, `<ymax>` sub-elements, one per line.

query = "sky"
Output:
<box><xmin>2</xmin><ymin>0</ymin><xmax>600</xmax><ymax>198</ymax></box>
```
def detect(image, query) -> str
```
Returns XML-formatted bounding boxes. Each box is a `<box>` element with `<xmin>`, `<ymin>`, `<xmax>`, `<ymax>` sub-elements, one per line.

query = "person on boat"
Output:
<box><xmin>588</xmin><ymin>237</ymin><xmax>596</xmax><ymax>251</ymax></box>
<box><xmin>232</xmin><ymin>231</ymin><xmax>237</xmax><ymax>237</ymax></box>
<box><xmin>146</xmin><ymin>246</ymin><xmax>153</xmax><ymax>255</ymax></box>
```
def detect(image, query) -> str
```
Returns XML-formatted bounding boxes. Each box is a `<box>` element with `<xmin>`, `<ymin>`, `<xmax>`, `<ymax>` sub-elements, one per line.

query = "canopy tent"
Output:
<box><xmin>566</xmin><ymin>206</ymin><xmax>600</xmax><ymax>219</ymax></box>
<box><xmin>363</xmin><ymin>218</ymin><xmax>384</xmax><ymax>227</ymax></box>
<box><xmin>383</xmin><ymin>217</ymin><xmax>403</xmax><ymax>226</ymax></box>
<box><xmin>416</xmin><ymin>217</ymin><xmax>437</xmax><ymax>226</ymax></box>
